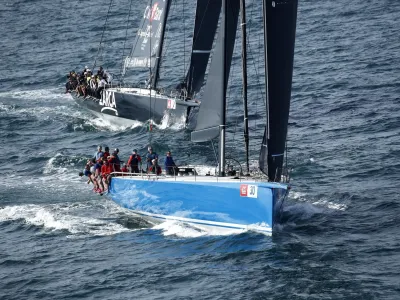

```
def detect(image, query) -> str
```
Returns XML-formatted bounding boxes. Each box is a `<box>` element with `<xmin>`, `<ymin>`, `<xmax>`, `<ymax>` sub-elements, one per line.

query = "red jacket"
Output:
<box><xmin>127</xmin><ymin>154</ymin><xmax>142</xmax><ymax>166</ymax></box>
<box><xmin>101</xmin><ymin>164</ymin><xmax>112</xmax><ymax>177</ymax></box>
<box><xmin>149</xmin><ymin>165</ymin><xmax>162</xmax><ymax>175</ymax></box>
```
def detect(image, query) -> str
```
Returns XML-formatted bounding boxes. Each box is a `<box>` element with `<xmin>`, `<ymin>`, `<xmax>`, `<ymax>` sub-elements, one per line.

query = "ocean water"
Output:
<box><xmin>1</xmin><ymin>0</ymin><xmax>400</xmax><ymax>299</ymax></box>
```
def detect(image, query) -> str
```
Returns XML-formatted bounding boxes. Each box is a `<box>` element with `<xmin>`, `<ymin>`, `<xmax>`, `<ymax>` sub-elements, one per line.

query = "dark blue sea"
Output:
<box><xmin>1</xmin><ymin>0</ymin><xmax>400</xmax><ymax>299</ymax></box>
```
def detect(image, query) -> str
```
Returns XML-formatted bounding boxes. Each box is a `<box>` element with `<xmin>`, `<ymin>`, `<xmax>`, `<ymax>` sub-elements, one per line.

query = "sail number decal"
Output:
<box><xmin>167</xmin><ymin>99</ymin><xmax>176</xmax><ymax>110</ymax></box>
<box><xmin>100</xmin><ymin>90</ymin><xmax>117</xmax><ymax>108</ymax></box>
<box><xmin>240</xmin><ymin>184</ymin><xmax>258</xmax><ymax>198</ymax></box>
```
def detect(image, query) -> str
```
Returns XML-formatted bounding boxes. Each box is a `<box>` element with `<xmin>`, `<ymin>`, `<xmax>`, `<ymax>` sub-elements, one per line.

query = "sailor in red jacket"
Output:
<box><xmin>127</xmin><ymin>149</ymin><xmax>142</xmax><ymax>173</ymax></box>
<box><xmin>101</xmin><ymin>158</ymin><xmax>113</xmax><ymax>191</ymax></box>
<box><xmin>148</xmin><ymin>159</ymin><xmax>162</xmax><ymax>175</ymax></box>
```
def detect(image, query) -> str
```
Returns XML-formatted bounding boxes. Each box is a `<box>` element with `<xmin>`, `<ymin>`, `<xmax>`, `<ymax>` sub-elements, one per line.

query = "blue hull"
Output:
<box><xmin>109</xmin><ymin>177</ymin><xmax>288</xmax><ymax>234</ymax></box>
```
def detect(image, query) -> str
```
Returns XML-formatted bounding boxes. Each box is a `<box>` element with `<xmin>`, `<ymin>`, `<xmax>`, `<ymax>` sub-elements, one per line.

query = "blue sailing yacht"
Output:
<box><xmin>108</xmin><ymin>0</ymin><xmax>298</xmax><ymax>235</ymax></box>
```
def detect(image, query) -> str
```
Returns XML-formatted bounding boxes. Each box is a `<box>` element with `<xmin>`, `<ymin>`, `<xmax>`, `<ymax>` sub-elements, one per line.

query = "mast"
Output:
<box><xmin>240</xmin><ymin>0</ymin><xmax>250</xmax><ymax>175</ymax></box>
<box><xmin>219</xmin><ymin>0</ymin><xmax>228</xmax><ymax>177</ymax></box>
<box><xmin>151</xmin><ymin>0</ymin><xmax>171</xmax><ymax>89</ymax></box>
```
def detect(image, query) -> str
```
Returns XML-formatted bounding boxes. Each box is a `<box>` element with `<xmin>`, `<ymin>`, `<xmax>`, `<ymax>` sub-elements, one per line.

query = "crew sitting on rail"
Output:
<box><xmin>80</xmin><ymin>160</ymin><xmax>102</xmax><ymax>192</ymax></box>
<box><xmin>127</xmin><ymin>149</ymin><xmax>142</xmax><ymax>173</ymax></box>
<box><xmin>89</xmin><ymin>75</ymin><xmax>97</xmax><ymax>95</ymax></box>
<box><xmin>103</xmin><ymin>146</ymin><xmax>110</xmax><ymax>160</ymax></box>
<box><xmin>164</xmin><ymin>151</ymin><xmax>177</xmax><ymax>175</ymax></box>
<box><xmin>146</xmin><ymin>146</ymin><xmax>158</xmax><ymax>171</ymax></box>
<box><xmin>121</xmin><ymin>164</ymin><xmax>128</xmax><ymax>174</ymax></box>
<box><xmin>96</xmin><ymin>76</ymin><xmax>107</xmax><ymax>98</ymax></box>
<box><xmin>101</xmin><ymin>157</ymin><xmax>112</xmax><ymax>191</ymax></box>
<box><xmin>148</xmin><ymin>159</ymin><xmax>162</xmax><ymax>175</ymax></box>
<box><xmin>94</xmin><ymin>145</ymin><xmax>104</xmax><ymax>161</ymax></box>
<box><xmin>93</xmin><ymin>158</ymin><xmax>104</xmax><ymax>192</ymax></box>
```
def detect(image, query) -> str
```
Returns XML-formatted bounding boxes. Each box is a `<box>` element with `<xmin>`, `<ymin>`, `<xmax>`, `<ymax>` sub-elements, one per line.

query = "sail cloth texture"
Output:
<box><xmin>185</xmin><ymin>0</ymin><xmax>222</xmax><ymax>97</ymax></box>
<box><xmin>191</xmin><ymin>0</ymin><xmax>240</xmax><ymax>143</ymax></box>
<box><xmin>259</xmin><ymin>0</ymin><xmax>298</xmax><ymax>181</ymax></box>
<box><xmin>124</xmin><ymin>1</ymin><xmax>171</xmax><ymax>71</ymax></box>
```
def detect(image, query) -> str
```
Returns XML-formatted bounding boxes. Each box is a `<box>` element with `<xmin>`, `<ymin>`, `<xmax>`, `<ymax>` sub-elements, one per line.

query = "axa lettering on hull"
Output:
<box><xmin>100</xmin><ymin>90</ymin><xmax>117</xmax><ymax>108</ymax></box>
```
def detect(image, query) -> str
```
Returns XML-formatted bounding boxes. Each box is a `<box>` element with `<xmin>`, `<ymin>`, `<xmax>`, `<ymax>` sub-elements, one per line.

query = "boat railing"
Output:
<box><xmin>110</xmin><ymin>166</ymin><xmax>274</xmax><ymax>183</ymax></box>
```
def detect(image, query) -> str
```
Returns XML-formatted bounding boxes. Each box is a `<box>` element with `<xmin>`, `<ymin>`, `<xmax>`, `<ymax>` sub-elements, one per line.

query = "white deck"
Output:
<box><xmin>107</xmin><ymin>87</ymin><xmax>200</xmax><ymax>107</ymax></box>
<box><xmin>112</xmin><ymin>172</ymin><xmax>288</xmax><ymax>189</ymax></box>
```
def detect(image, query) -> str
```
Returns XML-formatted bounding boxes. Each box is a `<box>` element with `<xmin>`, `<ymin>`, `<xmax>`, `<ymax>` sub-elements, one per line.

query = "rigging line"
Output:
<box><xmin>227</xmin><ymin>45</ymin><xmax>240</xmax><ymax>160</ymax></box>
<box><xmin>93</xmin><ymin>0</ymin><xmax>115</xmax><ymax>71</ymax></box>
<box><xmin>193</xmin><ymin>0</ymin><xmax>212</xmax><ymax>44</ymax></box>
<box><xmin>246</xmin><ymin>3</ymin><xmax>266</xmax><ymax>148</ymax></box>
<box><xmin>119</xmin><ymin>0</ymin><xmax>135</xmax><ymax>80</ymax></box>
<box><xmin>149</xmin><ymin>0</ymin><xmax>153</xmax><ymax>146</ymax></box>
<box><xmin>285</xmin><ymin>139</ymin><xmax>289</xmax><ymax>183</ymax></box>
<box><xmin>183</xmin><ymin>0</ymin><xmax>186</xmax><ymax>78</ymax></box>
<box><xmin>211</xmin><ymin>140</ymin><xmax>218</xmax><ymax>167</ymax></box>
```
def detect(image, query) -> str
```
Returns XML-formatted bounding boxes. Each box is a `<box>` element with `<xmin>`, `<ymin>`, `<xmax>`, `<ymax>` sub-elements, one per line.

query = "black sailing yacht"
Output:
<box><xmin>68</xmin><ymin>0</ymin><xmax>221</xmax><ymax>125</ymax></box>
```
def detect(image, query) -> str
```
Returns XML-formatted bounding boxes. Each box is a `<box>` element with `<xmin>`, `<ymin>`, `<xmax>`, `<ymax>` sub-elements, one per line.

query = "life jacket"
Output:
<box><xmin>128</xmin><ymin>154</ymin><xmax>140</xmax><ymax>167</ymax></box>
<box><xmin>101</xmin><ymin>164</ymin><xmax>112</xmax><ymax>177</ymax></box>
<box><xmin>108</xmin><ymin>156</ymin><xmax>121</xmax><ymax>172</ymax></box>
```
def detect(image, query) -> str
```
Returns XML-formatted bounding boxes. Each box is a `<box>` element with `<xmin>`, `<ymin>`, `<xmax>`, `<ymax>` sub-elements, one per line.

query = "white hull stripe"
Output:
<box><xmin>131</xmin><ymin>210</ymin><xmax>272</xmax><ymax>233</ymax></box>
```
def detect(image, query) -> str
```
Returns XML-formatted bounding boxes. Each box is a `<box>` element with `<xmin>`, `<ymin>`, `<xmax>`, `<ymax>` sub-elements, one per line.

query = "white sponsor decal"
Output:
<box><xmin>240</xmin><ymin>184</ymin><xmax>258</xmax><ymax>198</ymax></box>
<box><xmin>167</xmin><ymin>99</ymin><xmax>176</xmax><ymax>109</ymax></box>
<box><xmin>100</xmin><ymin>90</ymin><xmax>117</xmax><ymax>109</ymax></box>
<box><xmin>143</xmin><ymin>3</ymin><xmax>164</xmax><ymax>21</ymax></box>
<box><xmin>126</xmin><ymin>57</ymin><xmax>151</xmax><ymax>68</ymax></box>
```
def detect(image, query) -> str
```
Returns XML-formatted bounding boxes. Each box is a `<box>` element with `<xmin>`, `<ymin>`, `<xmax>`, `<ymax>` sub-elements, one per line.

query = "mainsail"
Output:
<box><xmin>259</xmin><ymin>0</ymin><xmax>298</xmax><ymax>181</ymax></box>
<box><xmin>191</xmin><ymin>0</ymin><xmax>240</xmax><ymax>142</ymax></box>
<box><xmin>124</xmin><ymin>0</ymin><xmax>171</xmax><ymax>87</ymax></box>
<box><xmin>184</xmin><ymin>0</ymin><xmax>222</xmax><ymax>97</ymax></box>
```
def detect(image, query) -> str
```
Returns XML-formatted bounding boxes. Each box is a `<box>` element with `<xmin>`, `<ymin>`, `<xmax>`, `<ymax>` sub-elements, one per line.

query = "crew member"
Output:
<box><xmin>146</xmin><ymin>146</ymin><xmax>158</xmax><ymax>171</ymax></box>
<box><xmin>108</xmin><ymin>148</ymin><xmax>121</xmax><ymax>172</ymax></box>
<box><xmin>101</xmin><ymin>157</ymin><xmax>112</xmax><ymax>191</ymax></box>
<box><xmin>94</xmin><ymin>145</ymin><xmax>103</xmax><ymax>161</ymax></box>
<box><xmin>149</xmin><ymin>159</ymin><xmax>162</xmax><ymax>175</ymax></box>
<box><xmin>127</xmin><ymin>149</ymin><xmax>142</xmax><ymax>173</ymax></box>
<box><xmin>164</xmin><ymin>151</ymin><xmax>177</xmax><ymax>175</ymax></box>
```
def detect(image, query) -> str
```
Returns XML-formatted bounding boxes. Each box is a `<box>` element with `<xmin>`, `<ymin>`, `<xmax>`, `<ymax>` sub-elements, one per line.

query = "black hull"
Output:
<box><xmin>70</xmin><ymin>88</ymin><xmax>198</xmax><ymax>124</ymax></box>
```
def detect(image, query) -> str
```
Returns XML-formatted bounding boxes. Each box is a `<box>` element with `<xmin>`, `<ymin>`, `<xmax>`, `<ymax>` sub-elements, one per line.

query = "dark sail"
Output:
<box><xmin>185</xmin><ymin>0</ymin><xmax>222</xmax><ymax>97</ymax></box>
<box><xmin>191</xmin><ymin>0</ymin><xmax>240</xmax><ymax>142</ymax></box>
<box><xmin>259</xmin><ymin>0</ymin><xmax>298</xmax><ymax>181</ymax></box>
<box><xmin>124</xmin><ymin>1</ymin><xmax>171</xmax><ymax>81</ymax></box>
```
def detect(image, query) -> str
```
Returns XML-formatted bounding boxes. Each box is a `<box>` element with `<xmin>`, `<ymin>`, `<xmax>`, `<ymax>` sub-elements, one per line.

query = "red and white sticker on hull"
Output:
<box><xmin>167</xmin><ymin>99</ymin><xmax>176</xmax><ymax>109</ymax></box>
<box><xmin>240</xmin><ymin>184</ymin><xmax>258</xmax><ymax>198</ymax></box>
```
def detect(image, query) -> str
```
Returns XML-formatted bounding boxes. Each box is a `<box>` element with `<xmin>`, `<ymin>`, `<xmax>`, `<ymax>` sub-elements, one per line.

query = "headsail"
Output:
<box><xmin>259</xmin><ymin>0</ymin><xmax>298</xmax><ymax>181</ymax></box>
<box><xmin>184</xmin><ymin>0</ymin><xmax>222</xmax><ymax>97</ymax></box>
<box><xmin>123</xmin><ymin>0</ymin><xmax>171</xmax><ymax>87</ymax></box>
<box><xmin>191</xmin><ymin>0</ymin><xmax>240</xmax><ymax>143</ymax></box>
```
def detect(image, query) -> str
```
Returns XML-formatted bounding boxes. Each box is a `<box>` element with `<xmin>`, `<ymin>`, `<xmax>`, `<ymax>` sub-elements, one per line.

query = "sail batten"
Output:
<box><xmin>191</xmin><ymin>0</ymin><xmax>240</xmax><ymax>143</ymax></box>
<box><xmin>259</xmin><ymin>0</ymin><xmax>298</xmax><ymax>181</ymax></box>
